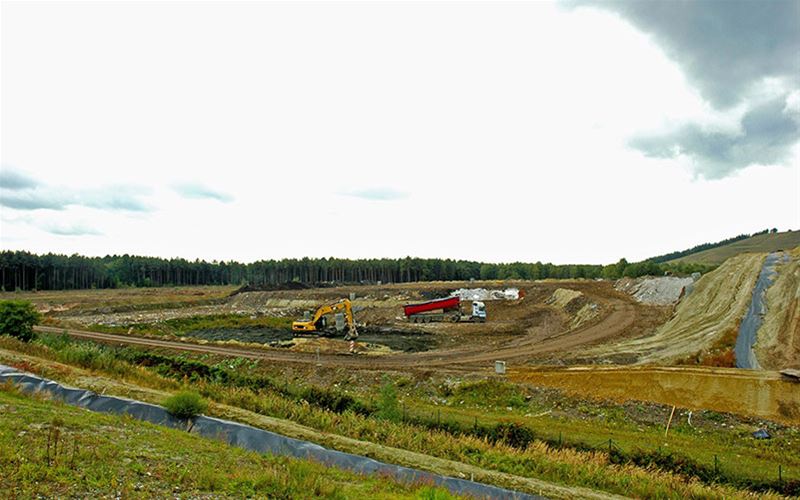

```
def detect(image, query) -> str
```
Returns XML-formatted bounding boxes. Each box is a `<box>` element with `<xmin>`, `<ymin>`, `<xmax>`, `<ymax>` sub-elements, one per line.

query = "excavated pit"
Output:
<box><xmin>183</xmin><ymin>326</ymin><xmax>438</xmax><ymax>353</ymax></box>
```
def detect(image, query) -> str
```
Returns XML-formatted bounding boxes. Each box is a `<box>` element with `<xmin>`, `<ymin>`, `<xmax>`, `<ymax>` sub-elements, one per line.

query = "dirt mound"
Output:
<box><xmin>544</xmin><ymin>289</ymin><xmax>599</xmax><ymax>329</ymax></box>
<box><xmin>615</xmin><ymin>276</ymin><xmax>695</xmax><ymax>305</ymax></box>
<box><xmin>546</xmin><ymin>288</ymin><xmax>583</xmax><ymax>308</ymax></box>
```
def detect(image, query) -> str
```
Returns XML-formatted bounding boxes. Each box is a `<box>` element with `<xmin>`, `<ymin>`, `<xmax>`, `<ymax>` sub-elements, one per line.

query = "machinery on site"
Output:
<box><xmin>292</xmin><ymin>299</ymin><xmax>358</xmax><ymax>339</ymax></box>
<box><xmin>403</xmin><ymin>296</ymin><xmax>486</xmax><ymax>323</ymax></box>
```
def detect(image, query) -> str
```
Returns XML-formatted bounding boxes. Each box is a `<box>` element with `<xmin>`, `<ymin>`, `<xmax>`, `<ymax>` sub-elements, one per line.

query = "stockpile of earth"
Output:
<box><xmin>616</xmin><ymin>276</ymin><xmax>695</xmax><ymax>305</ymax></box>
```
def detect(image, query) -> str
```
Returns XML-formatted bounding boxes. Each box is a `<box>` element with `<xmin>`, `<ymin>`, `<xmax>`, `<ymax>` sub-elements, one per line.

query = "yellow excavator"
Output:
<box><xmin>292</xmin><ymin>299</ymin><xmax>358</xmax><ymax>339</ymax></box>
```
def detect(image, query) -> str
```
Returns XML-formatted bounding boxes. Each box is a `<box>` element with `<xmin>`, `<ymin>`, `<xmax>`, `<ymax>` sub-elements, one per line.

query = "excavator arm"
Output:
<box><xmin>292</xmin><ymin>299</ymin><xmax>358</xmax><ymax>339</ymax></box>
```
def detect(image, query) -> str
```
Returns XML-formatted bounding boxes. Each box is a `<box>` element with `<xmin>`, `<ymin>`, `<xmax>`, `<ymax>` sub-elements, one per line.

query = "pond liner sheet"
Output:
<box><xmin>734</xmin><ymin>252</ymin><xmax>788</xmax><ymax>369</ymax></box>
<box><xmin>0</xmin><ymin>364</ymin><xmax>541</xmax><ymax>499</ymax></box>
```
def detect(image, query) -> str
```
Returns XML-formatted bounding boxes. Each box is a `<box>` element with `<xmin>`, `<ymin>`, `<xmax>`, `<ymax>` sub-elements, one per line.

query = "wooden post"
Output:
<box><xmin>664</xmin><ymin>405</ymin><xmax>676</xmax><ymax>437</ymax></box>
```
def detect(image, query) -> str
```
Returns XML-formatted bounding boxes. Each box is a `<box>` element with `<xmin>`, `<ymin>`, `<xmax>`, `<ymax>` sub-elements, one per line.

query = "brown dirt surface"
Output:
<box><xmin>509</xmin><ymin>365</ymin><xmax>800</xmax><ymax>425</ymax></box>
<box><xmin>755</xmin><ymin>246</ymin><xmax>800</xmax><ymax>370</ymax></box>
<box><xmin>0</xmin><ymin>285</ymin><xmax>236</xmax><ymax>315</ymax></box>
<box><xmin>33</xmin><ymin>279</ymin><xmax>668</xmax><ymax>372</ymax></box>
<box><xmin>586</xmin><ymin>253</ymin><xmax>765</xmax><ymax>364</ymax></box>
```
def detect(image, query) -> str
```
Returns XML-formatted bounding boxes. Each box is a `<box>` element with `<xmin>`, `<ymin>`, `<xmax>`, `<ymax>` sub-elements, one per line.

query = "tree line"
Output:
<box><xmin>0</xmin><ymin>250</ymin><xmax>715</xmax><ymax>292</ymax></box>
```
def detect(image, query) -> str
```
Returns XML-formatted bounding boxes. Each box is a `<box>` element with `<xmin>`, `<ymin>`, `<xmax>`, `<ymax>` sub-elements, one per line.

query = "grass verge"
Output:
<box><xmin>1</xmin><ymin>334</ymin><xmax>797</xmax><ymax>498</ymax></box>
<box><xmin>0</xmin><ymin>384</ymin><xmax>454</xmax><ymax>499</ymax></box>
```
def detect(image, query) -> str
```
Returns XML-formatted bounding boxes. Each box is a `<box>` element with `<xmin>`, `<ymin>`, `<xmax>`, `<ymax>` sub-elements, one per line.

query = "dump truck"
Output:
<box><xmin>404</xmin><ymin>296</ymin><xmax>486</xmax><ymax>323</ymax></box>
<box><xmin>292</xmin><ymin>299</ymin><xmax>358</xmax><ymax>339</ymax></box>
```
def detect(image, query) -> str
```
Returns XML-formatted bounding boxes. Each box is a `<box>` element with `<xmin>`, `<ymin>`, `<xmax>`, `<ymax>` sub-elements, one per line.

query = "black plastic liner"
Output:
<box><xmin>0</xmin><ymin>364</ymin><xmax>541</xmax><ymax>499</ymax></box>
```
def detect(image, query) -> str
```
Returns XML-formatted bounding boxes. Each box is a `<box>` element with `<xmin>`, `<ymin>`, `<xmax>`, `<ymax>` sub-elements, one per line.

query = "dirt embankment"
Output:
<box><xmin>510</xmin><ymin>365</ymin><xmax>800</xmax><ymax>425</ymax></box>
<box><xmin>755</xmin><ymin>247</ymin><xmax>800</xmax><ymax>370</ymax></box>
<box><xmin>588</xmin><ymin>253</ymin><xmax>765</xmax><ymax>364</ymax></box>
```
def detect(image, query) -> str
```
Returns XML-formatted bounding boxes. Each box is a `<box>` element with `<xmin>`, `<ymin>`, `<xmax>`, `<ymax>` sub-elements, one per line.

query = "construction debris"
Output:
<box><xmin>450</xmin><ymin>288</ymin><xmax>520</xmax><ymax>301</ymax></box>
<box><xmin>752</xmin><ymin>428</ymin><xmax>771</xmax><ymax>439</ymax></box>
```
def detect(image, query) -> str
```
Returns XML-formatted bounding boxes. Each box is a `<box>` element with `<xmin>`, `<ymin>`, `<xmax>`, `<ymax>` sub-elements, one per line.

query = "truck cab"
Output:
<box><xmin>472</xmin><ymin>301</ymin><xmax>486</xmax><ymax>322</ymax></box>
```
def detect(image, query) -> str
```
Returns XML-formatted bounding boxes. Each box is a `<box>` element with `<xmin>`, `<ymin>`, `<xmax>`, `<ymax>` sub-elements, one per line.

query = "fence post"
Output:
<box><xmin>474</xmin><ymin>416</ymin><xmax>477</xmax><ymax>431</ymax></box>
<box><xmin>714</xmin><ymin>455</ymin><xmax>718</xmax><ymax>475</ymax></box>
<box><xmin>558</xmin><ymin>432</ymin><xmax>562</xmax><ymax>447</ymax></box>
<box><xmin>608</xmin><ymin>439</ymin><xmax>613</xmax><ymax>454</ymax></box>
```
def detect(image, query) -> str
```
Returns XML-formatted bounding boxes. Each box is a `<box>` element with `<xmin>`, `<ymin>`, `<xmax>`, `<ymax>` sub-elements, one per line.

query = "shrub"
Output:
<box><xmin>484</xmin><ymin>422</ymin><xmax>535</xmax><ymax>448</ymax></box>
<box><xmin>163</xmin><ymin>391</ymin><xmax>208</xmax><ymax>419</ymax></box>
<box><xmin>0</xmin><ymin>300</ymin><xmax>41</xmax><ymax>342</ymax></box>
<box><xmin>376</xmin><ymin>377</ymin><xmax>401</xmax><ymax>421</ymax></box>
<box><xmin>300</xmin><ymin>386</ymin><xmax>367</xmax><ymax>414</ymax></box>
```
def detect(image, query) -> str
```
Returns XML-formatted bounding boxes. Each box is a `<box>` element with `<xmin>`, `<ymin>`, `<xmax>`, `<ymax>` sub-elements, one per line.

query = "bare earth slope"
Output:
<box><xmin>590</xmin><ymin>253</ymin><xmax>764</xmax><ymax>364</ymax></box>
<box><xmin>755</xmin><ymin>246</ymin><xmax>800</xmax><ymax>370</ymax></box>
<box><xmin>669</xmin><ymin>231</ymin><xmax>800</xmax><ymax>265</ymax></box>
<box><xmin>510</xmin><ymin>365</ymin><xmax>800</xmax><ymax>424</ymax></box>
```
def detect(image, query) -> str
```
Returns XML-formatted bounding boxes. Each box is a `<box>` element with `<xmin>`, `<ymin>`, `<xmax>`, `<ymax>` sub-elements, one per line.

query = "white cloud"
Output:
<box><xmin>1</xmin><ymin>2</ymin><xmax>797</xmax><ymax>263</ymax></box>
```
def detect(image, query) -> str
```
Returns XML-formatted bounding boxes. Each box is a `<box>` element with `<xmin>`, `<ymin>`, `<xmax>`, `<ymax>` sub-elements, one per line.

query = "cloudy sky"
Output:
<box><xmin>1</xmin><ymin>0</ymin><xmax>798</xmax><ymax>264</ymax></box>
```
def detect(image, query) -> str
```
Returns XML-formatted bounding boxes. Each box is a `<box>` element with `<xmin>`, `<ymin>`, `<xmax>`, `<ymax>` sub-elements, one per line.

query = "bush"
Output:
<box><xmin>163</xmin><ymin>391</ymin><xmax>208</xmax><ymax>419</ymax></box>
<box><xmin>483</xmin><ymin>422</ymin><xmax>535</xmax><ymax>448</ymax></box>
<box><xmin>376</xmin><ymin>377</ymin><xmax>401</xmax><ymax>421</ymax></box>
<box><xmin>0</xmin><ymin>300</ymin><xmax>41</xmax><ymax>342</ymax></box>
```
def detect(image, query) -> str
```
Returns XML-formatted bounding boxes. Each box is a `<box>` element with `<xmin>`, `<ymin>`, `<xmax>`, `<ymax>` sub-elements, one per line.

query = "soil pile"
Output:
<box><xmin>545</xmin><ymin>289</ymin><xmax>599</xmax><ymax>329</ymax></box>
<box><xmin>615</xmin><ymin>276</ymin><xmax>695</xmax><ymax>305</ymax></box>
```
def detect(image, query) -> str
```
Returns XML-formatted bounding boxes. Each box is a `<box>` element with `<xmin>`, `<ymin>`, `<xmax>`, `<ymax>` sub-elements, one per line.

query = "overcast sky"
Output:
<box><xmin>1</xmin><ymin>0</ymin><xmax>798</xmax><ymax>264</ymax></box>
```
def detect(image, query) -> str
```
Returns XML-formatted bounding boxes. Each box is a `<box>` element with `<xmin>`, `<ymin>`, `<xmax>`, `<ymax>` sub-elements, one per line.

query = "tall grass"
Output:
<box><xmin>2</xmin><ymin>333</ymin><xmax>794</xmax><ymax>498</ymax></box>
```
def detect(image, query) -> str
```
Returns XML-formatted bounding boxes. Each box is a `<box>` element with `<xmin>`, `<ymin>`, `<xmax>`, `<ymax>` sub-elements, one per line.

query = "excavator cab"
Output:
<box><xmin>292</xmin><ymin>299</ymin><xmax>358</xmax><ymax>339</ymax></box>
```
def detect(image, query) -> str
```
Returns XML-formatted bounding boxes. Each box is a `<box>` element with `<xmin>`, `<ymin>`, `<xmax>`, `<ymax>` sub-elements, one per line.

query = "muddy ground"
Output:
<box><xmin>186</xmin><ymin>326</ymin><xmax>439</xmax><ymax>352</ymax></box>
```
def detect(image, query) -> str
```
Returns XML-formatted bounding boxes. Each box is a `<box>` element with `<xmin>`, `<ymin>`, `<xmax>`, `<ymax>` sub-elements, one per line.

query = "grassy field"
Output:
<box><xmin>0</xmin><ymin>385</ymin><xmax>453</xmax><ymax>499</ymax></box>
<box><xmin>668</xmin><ymin>231</ymin><xmax>800</xmax><ymax>265</ymax></box>
<box><xmin>1</xmin><ymin>333</ymin><xmax>796</xmax><ymax>499</ymax></box>
<box><xmin>0</xmin><ymin>285</ymin><xmax>237</xmax><ymax>315</ymax></box>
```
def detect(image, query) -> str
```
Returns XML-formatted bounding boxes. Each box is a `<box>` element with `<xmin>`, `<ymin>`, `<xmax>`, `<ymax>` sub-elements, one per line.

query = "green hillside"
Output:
<box><xmin>668</xmin><ymin>230</ymin><xmax>800</xmax><ymax>265</ymax></box>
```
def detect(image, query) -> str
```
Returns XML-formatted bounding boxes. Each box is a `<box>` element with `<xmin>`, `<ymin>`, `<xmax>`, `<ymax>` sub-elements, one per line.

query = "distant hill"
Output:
<box><xmin>667</xmin><ymin>231</ymin><xmax>800</xmax><ymax>265</ymax></box>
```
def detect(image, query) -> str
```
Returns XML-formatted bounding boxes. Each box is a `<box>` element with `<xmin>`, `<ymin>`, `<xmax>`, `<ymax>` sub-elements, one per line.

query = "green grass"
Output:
<box><xmin>2</xmin><ymin>334</ymin><xmax>796</xmax><ymax>498</ymax></box>
<box><xmin>0</xmin><ymin>385</ymin><xmax>455</xmax><ymax>499</ymax></box>
<box><xmin>669</xmin><ymin>231</ymin><xmax>800</xmax><ymax>264</ymax></box>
